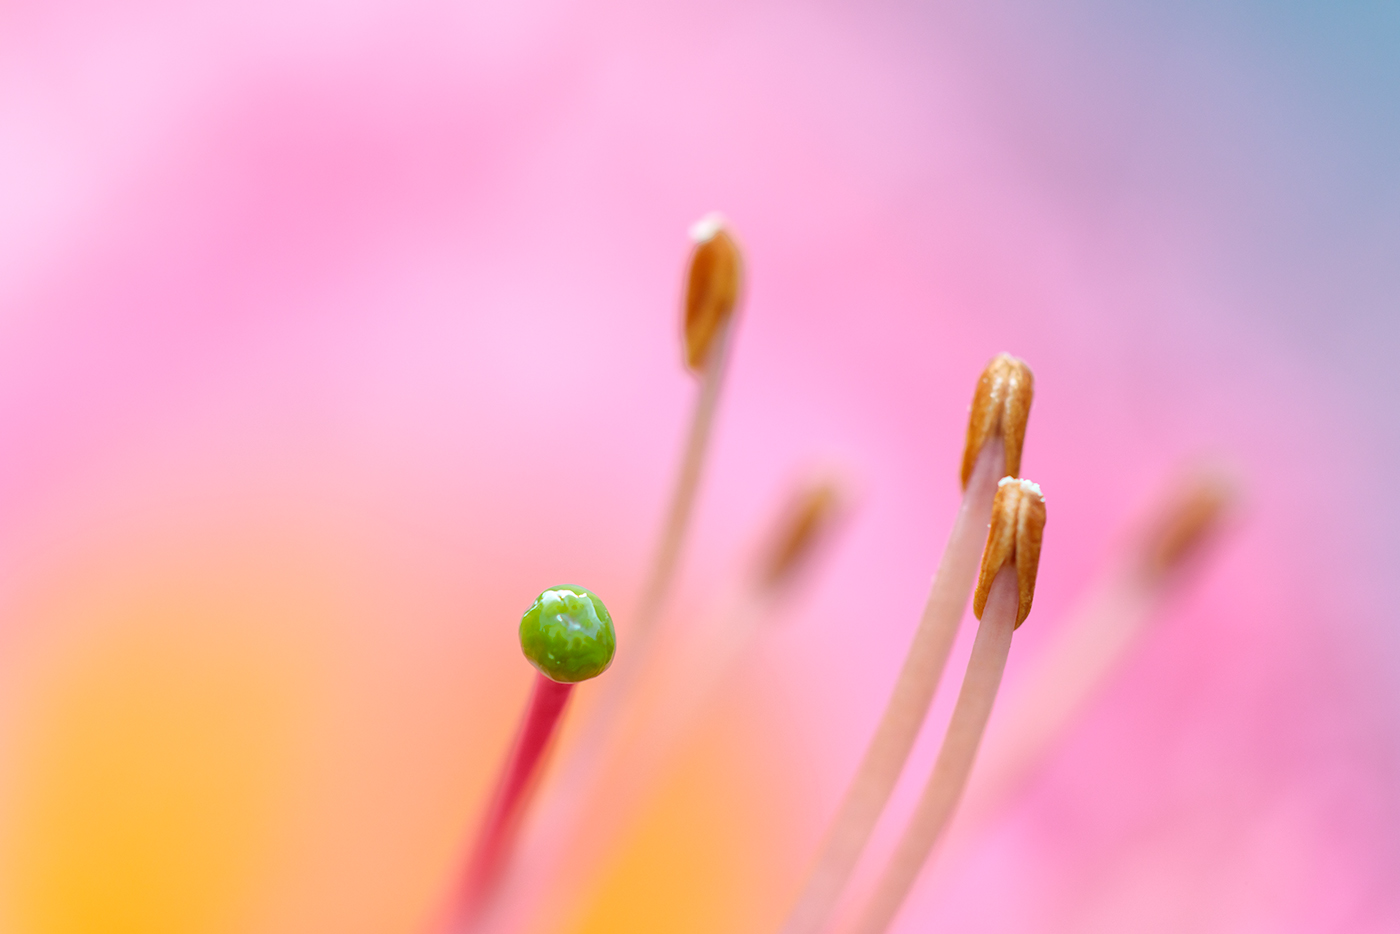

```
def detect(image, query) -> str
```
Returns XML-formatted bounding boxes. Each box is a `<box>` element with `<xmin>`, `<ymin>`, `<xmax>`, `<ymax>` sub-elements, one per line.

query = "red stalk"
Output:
<box><xmin>450</xmin><ymin>672</ymin><xmax>574</xmax><ymax>931</ymax></box>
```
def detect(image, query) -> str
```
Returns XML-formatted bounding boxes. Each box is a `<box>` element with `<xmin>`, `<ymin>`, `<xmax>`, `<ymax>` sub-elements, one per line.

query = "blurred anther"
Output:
<box><xmin>684</xmin><ymin>213</ymin><xmax>744</xmax><ymax>374</ymax></box>
<box><xmin>757</xmin><ymin>479</ymin><xmax>845</xmax><ymax>591</ymax></box>
<box><xmin>1137</xmin><ymin>466</ymin><xmax>1235</xmax><ymax>582</ymax></box>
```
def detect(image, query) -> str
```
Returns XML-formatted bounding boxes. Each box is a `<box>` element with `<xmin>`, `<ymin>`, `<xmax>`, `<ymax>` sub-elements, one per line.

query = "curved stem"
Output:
<box><xmin>632</xmin><ymin>317</ymin><xmax>730</xmax><ymax>644</ymax></box>
<box><xmin>780</xmin><ymin>441</ymin><xmax>1003</xmax><ymax>934</ymax></box>
<box><xmin>850</xmin><ymin>566</ymin><xmax>1018</xmax><ymax>934</ymax></box>
<box><xmin>451</xmin><ymin>673</ymin><xmax>574</xmax><ymax>931</ymax></box>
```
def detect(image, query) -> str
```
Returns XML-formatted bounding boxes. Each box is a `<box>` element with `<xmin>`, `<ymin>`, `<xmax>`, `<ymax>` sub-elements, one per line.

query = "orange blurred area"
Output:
<box><xmin>0</xmin><ymin>487</ymin><xmax>528</xmax><ymax>933</ymax></box>
<box><xmin>2</xmin><ymin>526</ymin><xmax>336</xmax><ymax>933</ymax></box>
<box><xmin>0</xmin><ymin>467</ymin><xmax>806</xmax><ymax>934</ymax></box>
<box><xmin>568</xmin><ymin>679</ymin><xmax>803</xmax><ymax>934</ymax></box>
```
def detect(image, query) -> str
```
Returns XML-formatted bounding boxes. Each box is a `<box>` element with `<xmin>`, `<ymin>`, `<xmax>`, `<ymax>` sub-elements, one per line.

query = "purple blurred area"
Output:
<box><xmin>0</xmin><ymin>1</ymin><xmax>1395</xmax><ymax>932</ymax></box>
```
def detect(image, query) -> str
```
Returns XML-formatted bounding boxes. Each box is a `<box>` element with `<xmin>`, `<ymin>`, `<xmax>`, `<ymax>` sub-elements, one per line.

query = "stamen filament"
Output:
<box><xmin>949</xmin><ymin>467</ymin><xmax>1233</xmax><ymax>847</ymax></box>
<box><xmin>779</xmin><ymin>439</ymin><xmax>1003</xmax><ymax>934</ymax></box>
<box><xmin>631</xmin><ymin>314</ymin><xmax>732</xmax><ymax>649</ymax></box>
<box><xmin>849</xmin><ymin>566</ymin><xmax>1019</xmax><ymax>934</ymax></box>
<box><xmin>851</xmin><ymin>476</ymin><xmax>1045</xmax><ymax>934</ymax></box>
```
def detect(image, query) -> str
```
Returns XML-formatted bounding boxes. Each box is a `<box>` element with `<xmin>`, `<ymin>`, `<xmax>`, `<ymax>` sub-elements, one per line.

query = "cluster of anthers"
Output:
<box><xmin>438</xmin><ymin>214</ymin><xmax>1233</xmax><ymax>934</ymax></box>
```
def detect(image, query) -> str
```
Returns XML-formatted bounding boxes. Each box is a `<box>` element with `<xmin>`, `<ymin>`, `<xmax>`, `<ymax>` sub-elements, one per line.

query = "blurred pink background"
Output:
<box><xmin>0</xmin><ymin>1</ymin><xmax>1396</xmax><ymax>932</ymax></box>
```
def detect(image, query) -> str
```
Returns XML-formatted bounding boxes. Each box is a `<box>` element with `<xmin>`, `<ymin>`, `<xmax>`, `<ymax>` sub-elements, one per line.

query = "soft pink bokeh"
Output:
<box><xmin>0</xmin><ymin>1</ymin><xmax>1395</xmax><ymax>932</ymax></box>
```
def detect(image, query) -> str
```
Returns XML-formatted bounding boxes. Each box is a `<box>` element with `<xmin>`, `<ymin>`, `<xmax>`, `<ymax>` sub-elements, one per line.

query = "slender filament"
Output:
<box><xmin>779</xmin><ymin>439</ymin><xmax>1004</xmax><ymax>934</ymax></box>
<box><xmin>850</xmin><ymin>565</ymin><xmax>1019</xmax><ymax>934</ymax></box>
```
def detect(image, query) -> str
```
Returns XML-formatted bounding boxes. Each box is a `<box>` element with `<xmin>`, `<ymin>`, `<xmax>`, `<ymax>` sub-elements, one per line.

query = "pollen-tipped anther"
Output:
<box><xmin>683</xmin><ymin>213</ymin><xmax>743</xmax><ymax>373</ymax></box>
<box><xmin>973</xmin><ymin>477</ymin><xmax>1046</xmax><ymax>627</ymax></box>
<box><xmin>960</xmin><ymin>353</ymin><xmax>1034</xmax><ymax>488</ymax></box>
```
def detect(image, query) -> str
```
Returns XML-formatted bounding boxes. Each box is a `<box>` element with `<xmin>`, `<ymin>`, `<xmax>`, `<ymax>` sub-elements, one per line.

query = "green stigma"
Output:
<box><xmin>519</xmin><ymin>586</ymin><xmax>616</xmax><ymax>683</ymax></box>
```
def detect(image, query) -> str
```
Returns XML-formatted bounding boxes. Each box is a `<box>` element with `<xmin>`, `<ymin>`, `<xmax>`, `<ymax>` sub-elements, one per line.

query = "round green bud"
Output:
<box><xmin>519</xmin><ymin>586</ymin><xmax>616</xmax><ymax>683</ymax></box>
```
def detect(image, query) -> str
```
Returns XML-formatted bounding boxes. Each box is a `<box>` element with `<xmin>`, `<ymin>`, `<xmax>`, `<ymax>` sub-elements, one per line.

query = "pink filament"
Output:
<box><xmin>852</xmin><ymin>564</ymin><xmax>1019</xmax><ymax>934</ymax></box>
<box><xmin>780</xmin><ymin>439</ymin><xmax>1004</xmax><ymax>934</ymax></box>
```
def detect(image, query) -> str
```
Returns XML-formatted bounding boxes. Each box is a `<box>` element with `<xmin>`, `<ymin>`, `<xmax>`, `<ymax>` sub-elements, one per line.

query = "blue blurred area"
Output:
<box><xmin>886</xmin><ymin>0</ymin><xmax>1400</xmax><ymax>379</ymax></box>
<box><xmin>878</xmin><ymin>0</ymin><xmax>1400</xmax><ymax>667</ymax></box>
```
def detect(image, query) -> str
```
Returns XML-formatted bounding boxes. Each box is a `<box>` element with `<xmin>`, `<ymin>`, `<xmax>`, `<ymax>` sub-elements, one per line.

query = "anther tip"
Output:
<box><xmin>689</xmin><ymin>211</ymin><xmax>728</xmax><ymax>243</ymax></box>
<box><xmin>973</xmin><ymin>478</ymin><xmax>1046</xmax><ymax>627</ymax></box>
<box><xmin>960</xmin><ymin>353</ymin><xmax>1034</xmax><ymax>489</ymax></box>
<box><xmin>683</xmin><ymin>215</ymin><xmax>744</xmax><ymax>373</ymax></box>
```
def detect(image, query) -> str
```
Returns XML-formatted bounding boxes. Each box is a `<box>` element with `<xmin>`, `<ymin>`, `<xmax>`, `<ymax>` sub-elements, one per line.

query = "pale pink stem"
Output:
<box><xmin>927</xmin><ymin>473</ymin><xmax>1230</xmax><ymax>886</ymax></box>
<box><xmin>780</xmin><ymin>440</ymin><xmax>1004</xmax><ymax>934</ymax></box>
<box><xmin>631</xmin><ymin>317</ymin><xmax>731</xmax><ymax>646</ymax></box>
<box><xmin>849</xmin><ymin>565</ymin><xmax>1019</xmax><ymax>934</ymax></box>
<box><xmin>954</xmin><ymin>573</ymin><xmax>1152</xmax><ymax>838</ymax></box>
<box><xmin>476</xmin><ymin>324</ymin><xmax>732</xmax><ymax>934</ymax></box>
<box><xmin>449</xmin><ymin>672</ymin><xmax>573</xmax><ymax>932</ymax></box>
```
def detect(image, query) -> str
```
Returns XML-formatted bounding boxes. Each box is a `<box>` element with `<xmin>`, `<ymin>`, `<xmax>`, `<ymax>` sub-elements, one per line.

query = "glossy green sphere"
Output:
<box><xmin>519</xmin><ymin>586</ymin><xmax>616</xmax><ymax>683</ymax></box>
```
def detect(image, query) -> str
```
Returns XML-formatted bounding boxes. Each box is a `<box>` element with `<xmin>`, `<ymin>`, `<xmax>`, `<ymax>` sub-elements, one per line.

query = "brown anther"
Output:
<box><xmin>758</xmin><ymin>480</ymin><xmax>844</xmax><ymax>589</ymax></box>
<box><xmin>973</xmin><ymin>478</ymin><xmax>1046</xmax><ymax>628</ymax></box>
<box><xmin>960</xmin><ymin>354</ymin><xmax>1034</xmax><ymax>488</ymax></box>
<box><xmin>1139</xmin><ymin>468</ymin><xmax>1235</xmax><ymax>581</ymax></box>
<box><xmin>683</xmin><ymin>214</ymin><xmax>744</xmax><ymax>373</ymax></box>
